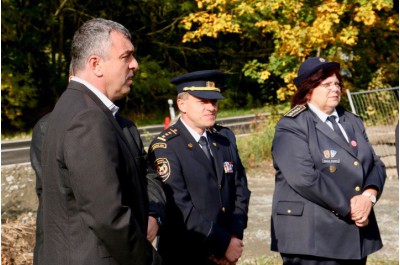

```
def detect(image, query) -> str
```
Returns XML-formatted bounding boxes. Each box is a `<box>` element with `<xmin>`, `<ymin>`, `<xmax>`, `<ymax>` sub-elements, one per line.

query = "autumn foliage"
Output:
<box><xmin>181</xmin><ymin>0</ymin><xmax>398</xmax><ymax>101</ymax></box>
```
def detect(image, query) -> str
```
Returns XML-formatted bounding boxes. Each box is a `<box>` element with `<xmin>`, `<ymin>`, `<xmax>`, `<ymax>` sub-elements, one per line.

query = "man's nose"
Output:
<box><xmin>130</xmin><ymin>57</ymin><xmax>139</xmax><ymax>70</ymax></box>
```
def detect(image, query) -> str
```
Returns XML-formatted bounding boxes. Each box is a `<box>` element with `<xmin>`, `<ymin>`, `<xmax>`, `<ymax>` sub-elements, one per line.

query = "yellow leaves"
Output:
<box><xmin>386</xmin><ymin>16</ymin><xmax>399</xmax><ymax>31</ymax></box>
<box><xmin>339</xmin><ymin>26</ymin><xmax>359</xmax><ymax>46</ymax></box>
<box><xmin>259</xmin><ymin>70</ymin><xmax>271</xmax><ymax>81</ymax></box>
<box><xmin>181</xmin><ymin>0</ymin><xmax>398</xmax><ymax>102</ymax></box>
<box><xmin>276</xmin><ymin>83</ymin><xmax>296</xmax><ymax>101</ymax></box>
<box><xmin>354</xmin><ymin>5</ymin><xmax>376</xmax><ymax>25</ymax></box>
<box><xmin>373</xmin><ymin>0</ymin><xmax>393</xmax><ymax>11</ymax></box>
<box><xmin>237</xmin><ymin>2</ymin><xmax>255</xmax><ymax>16</ymax></box>
<box><xmin>282</xmin><ymin>72</ymin><xmax>297</xmax><ymax>84</ymax></box>
<box><xmin>182</xmin><ymin>11</ymin><xmax>241</xmax><ymax>43</ymax></box>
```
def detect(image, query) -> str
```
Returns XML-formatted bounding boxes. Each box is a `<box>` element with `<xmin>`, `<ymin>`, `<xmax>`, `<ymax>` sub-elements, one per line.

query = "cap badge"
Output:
<box><xmin>206</xmin><ymin>81</ymin><xmax>215</xmax><ymax>87</ymax></box>
<box><xmin>319</xmin><ymin>58</ymin><xmax>326</xmax><ymax>62</ymax></box>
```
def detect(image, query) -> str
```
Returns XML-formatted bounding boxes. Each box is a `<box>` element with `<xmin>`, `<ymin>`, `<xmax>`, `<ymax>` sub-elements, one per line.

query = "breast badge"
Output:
<box><xmin>322</xmin><ymin>149</ymin><xmax>340</xmax><ymax>164</ymax></box>
<box><xmin>223</xmin><ymin>161</ymin><xmax>234</xmax><ymax>173</ymax></box>
<box><xmin>155</xmin><ymin>158</ymin><xmax>171</xmax><ymax>182</ymax></box>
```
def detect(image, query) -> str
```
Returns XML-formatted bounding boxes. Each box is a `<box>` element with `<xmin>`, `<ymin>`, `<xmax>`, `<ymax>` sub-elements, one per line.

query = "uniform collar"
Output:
<box><xmin>179</xmin><ymin>118</ymin><xmax>208</xmax><ymax>143</ymax></box>
<box><xmin>307</xmin><ymin>102</ymin><xmax>339</xmax><ymax>123</ymax></box>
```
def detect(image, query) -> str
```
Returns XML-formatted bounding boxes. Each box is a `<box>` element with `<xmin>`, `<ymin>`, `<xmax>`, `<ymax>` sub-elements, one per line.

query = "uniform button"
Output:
<box><xmin>287</xmin><ymin>209</ymin><xmax>292</xmax><ymax>214</ymax></box>
<box><xmin>355</xmin><ymin>186</ymin><xmax>361</xmax><ymax>192</ymax></box>
<box><xmin>221</xmin><ymin>207</ymin><xmax>226</xmax><ymax>213</ymax></box>
<box><xmin>218</xmin><ymin>184</ymin><xmax>222</xmax><ymax>190</ymax></box>
<box><xmin>354</xmin><ymin>161</ymin><xmax>359</xmax><ymax>166</ymax></box>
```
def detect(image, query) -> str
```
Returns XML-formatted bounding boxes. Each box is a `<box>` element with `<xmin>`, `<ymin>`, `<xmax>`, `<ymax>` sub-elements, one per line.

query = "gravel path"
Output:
<box><xmin>1</xmin><ymin>164</ymin><xmax>398</xmax><ymax>264</ymax></box>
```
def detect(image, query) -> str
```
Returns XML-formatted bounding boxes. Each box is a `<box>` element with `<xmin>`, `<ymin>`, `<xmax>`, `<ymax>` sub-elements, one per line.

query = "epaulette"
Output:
<box><xmin>149</xmin><ymin>127</ymin><xmax>180</xmax><ymax>152</ymax></box>
<box><xmin>207</xmin><ymin>123</ymin><xmax>225</xmax><ymax>135</ymax></box>
<box><xmin>284</xmin><ymin>105</ymin><xmax>307</xmax><ymax>117</ymax></box>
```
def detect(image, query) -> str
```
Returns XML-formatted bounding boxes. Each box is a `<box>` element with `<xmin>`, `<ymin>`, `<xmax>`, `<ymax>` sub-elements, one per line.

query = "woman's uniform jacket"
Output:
<box><xmin>271</xmin><ymin>105</ymin><xmax>386</xmax><ymax>259</ymax></box>
<box><xmin>148</xmin><ymin>119</ymin><xmax>250</xmax><ymax>265</ymax></box>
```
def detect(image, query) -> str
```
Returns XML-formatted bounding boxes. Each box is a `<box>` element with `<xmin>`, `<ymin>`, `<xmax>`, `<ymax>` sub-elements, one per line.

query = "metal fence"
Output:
<box><xmin>346</xmin><ymin>87</ymin><xmax>399</xmax><ymax>178</ymax></box>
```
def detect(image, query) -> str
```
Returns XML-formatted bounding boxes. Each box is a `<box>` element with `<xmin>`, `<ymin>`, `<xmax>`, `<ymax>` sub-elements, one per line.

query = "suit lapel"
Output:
<box><xmin>339</xmin><ymin>111</ymin><xmax>359</xmax><ymax>157</ymax></box>
<box><xmin>115</xmin><ymin>114</ymin><xmax>141</xmax><ymax>158</ymax></box>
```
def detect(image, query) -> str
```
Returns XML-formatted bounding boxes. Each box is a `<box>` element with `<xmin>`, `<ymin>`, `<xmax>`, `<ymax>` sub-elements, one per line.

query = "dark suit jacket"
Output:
<box><xmin>30</xmin><ymin>113</ymin><xmax>50</xmax><ymax>265</ymax></box>
<box><xmin>148</xmin><ymin>119</ymin><xmax>250</xmax><ymax>265</ymax></box>
<box><xmin>271</xmin><ymin>106</ymin><xmax>386</xmax><ymax>259</ymax></box>
<box><xmin>40</xmin><ymin>81</ymin><xmax>160</xmax><ymax>265</ymax></box>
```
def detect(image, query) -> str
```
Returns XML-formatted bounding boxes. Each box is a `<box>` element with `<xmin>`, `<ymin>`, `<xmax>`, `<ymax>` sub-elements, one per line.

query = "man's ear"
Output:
<box><xmin>88</xmin><ymin>55</ymin><xmax>103</xmax><ymax>77</ymax></box>
<box><xmin>177</xmin><ymin>98</ymin><xmax>186</xmax><ymax>114</ymax></box>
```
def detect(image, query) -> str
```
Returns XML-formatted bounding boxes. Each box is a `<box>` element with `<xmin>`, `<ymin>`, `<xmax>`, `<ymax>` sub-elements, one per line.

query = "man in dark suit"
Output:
<box><xmin>148</xmin><ymin>70</ymin><xmax>251</xmax><ymax>265</ymax></box>
<box><xmin>31</xmin><ymin>113</ymin><xmax>165</xmax><ymax>265</ymax></box>
<box><xmin>39</xmin><ymin>18</ymin><xmax>161</xmax><ymax>265</ymax></box>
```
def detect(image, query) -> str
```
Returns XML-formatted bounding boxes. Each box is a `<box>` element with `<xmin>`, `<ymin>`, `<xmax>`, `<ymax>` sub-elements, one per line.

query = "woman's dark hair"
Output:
<box><xmin>291</xmin><ymin>67</ymin><xmax>343</xmax><ymax>108</ymax></box>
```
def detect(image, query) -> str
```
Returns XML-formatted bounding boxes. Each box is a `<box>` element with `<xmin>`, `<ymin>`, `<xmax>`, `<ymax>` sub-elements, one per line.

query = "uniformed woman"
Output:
<box><xmin>270</xmin><ymin>57</ymin><xmax>386</xmax><ymax>264</ymax></box>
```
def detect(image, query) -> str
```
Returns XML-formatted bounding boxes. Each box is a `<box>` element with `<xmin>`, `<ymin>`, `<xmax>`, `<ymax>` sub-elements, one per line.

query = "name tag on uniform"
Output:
<box><xmin>223</xmin><ymin>161</ymin><xmax>234</xmax><ymax>173</ymax></box>
<box><xmin>322</xmin><ymin>159</ymin><xmax>341</xmax><ymax>164</ymax></box>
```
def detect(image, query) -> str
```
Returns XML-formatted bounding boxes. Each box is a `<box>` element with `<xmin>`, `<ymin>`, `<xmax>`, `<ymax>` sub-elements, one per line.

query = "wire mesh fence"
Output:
<box><xmin>346</xmin><ymin>87</ymin><xmax>399</xmax><ymax>179</ymax></box>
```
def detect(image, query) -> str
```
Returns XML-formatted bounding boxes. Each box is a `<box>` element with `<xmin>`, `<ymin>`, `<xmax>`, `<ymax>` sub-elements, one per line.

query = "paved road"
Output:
<box><xmin>1</xmin><ymin>113</ymin><xmax>271</xmax><ymax>165</ymax></box>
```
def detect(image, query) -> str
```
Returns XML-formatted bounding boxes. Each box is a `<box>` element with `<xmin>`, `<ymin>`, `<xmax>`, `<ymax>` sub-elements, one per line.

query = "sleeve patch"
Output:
<box><xmin>149</xmin><ymin>143</ymin><xmax>167</xmax><ymax>152</ymax></box>
<box><xmin>155</xmin><ymin>158</ymin><xmax>171</xmax><ymax>182</ymax></box>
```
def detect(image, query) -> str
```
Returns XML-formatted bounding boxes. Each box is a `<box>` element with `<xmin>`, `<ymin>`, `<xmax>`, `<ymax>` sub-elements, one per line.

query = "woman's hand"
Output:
<box><xmin>350</xmin><ymin>188</ymin><xmax>377</xmax><ymax>226</ymax></box>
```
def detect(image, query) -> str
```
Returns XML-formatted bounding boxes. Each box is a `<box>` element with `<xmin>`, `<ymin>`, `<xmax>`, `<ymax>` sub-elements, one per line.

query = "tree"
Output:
<box><xmin>181</xmin><ymin>0</ymin><xmax>399</xmax><ymax>101</ymax></box>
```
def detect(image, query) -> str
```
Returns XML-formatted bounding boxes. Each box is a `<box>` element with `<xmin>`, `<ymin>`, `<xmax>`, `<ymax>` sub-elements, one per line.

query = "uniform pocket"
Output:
<box><xmin>276</xmin><ymin>201</ymin><xmax>304</xmax><ymax>216</ymax></box>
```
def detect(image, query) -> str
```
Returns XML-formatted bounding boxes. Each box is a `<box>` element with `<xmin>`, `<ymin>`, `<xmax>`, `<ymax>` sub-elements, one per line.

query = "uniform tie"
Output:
<box><xmin>198</xmin><ymin>136</ymin><xmax>212</xmax><ymax>161</ymax></box>
<box><xmin>327</xmin><ymin>116</ymin><xmax>348</xmax><ymax>143</ymax></box>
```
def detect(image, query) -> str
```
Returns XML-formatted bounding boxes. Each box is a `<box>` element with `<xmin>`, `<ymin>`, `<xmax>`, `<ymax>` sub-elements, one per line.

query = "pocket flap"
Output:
<box><xmin>276</xmin><ymin>201</ymin><xmax>304</xmax><ymax>216</ymax></box>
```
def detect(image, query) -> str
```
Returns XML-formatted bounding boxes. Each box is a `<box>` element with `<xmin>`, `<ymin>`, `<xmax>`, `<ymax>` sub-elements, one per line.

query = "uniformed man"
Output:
<box><xmin>148</xmin><ymin>70</ymin><xmax>250</xmax><ymax>265</ymax></box>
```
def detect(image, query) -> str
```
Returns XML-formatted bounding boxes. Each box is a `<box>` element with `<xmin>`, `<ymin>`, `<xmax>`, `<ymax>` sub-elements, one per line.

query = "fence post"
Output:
<box><xmin>346</xmin><ymin>89</ymin><xmax>357</xmax><ymax>114</ymax></box>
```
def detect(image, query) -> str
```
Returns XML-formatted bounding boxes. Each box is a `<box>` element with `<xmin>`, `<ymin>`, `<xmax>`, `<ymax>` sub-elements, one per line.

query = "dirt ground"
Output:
<box><xmin>1</xmin><ymin>163</ymin><xmax>398</xmax><ymax>265</ymax></box>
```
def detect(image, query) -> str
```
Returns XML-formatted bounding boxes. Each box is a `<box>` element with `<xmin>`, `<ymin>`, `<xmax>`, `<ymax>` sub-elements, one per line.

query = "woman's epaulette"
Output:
<box><xmin>285</xmin><ymin>105</ymin><xmax>307</xmax><ymax>117</ymax></box>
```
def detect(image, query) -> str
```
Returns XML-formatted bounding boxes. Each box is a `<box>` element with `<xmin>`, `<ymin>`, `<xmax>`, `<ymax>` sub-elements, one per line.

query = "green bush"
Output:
<box><xmin>237</xmin><ymin>118</ymin><xmax>278</xmax><ymax>169</ymax></box>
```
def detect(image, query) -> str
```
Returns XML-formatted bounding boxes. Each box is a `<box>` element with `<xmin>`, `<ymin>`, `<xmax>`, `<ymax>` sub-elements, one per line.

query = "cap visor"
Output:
<box><xmin>189</xmin><ymin>91</ymin><xmax>224</xmax><ymax>100</ymax></box>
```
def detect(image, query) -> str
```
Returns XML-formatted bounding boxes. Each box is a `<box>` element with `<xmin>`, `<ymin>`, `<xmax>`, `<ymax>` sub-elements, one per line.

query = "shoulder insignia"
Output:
<box><xmin>149</xmin><ymin>142</ymin><xmax>167</xmax><ymax>152</ymax></box>
<box><xmin>207</xmin><ymin>127</ymin><xmax>218</xmax><ymax>135</ymax></box>
<box><xmin>207</xmin><ymin>123</ymin><xmax>227</xmax><ymax>135</ymax></box>
<box><xmin>155</xmin><ymin>158</ymin><xmax>171</xmax><ymax>182</ymax></box>
<box><xmin>285</xmin><ymin>105</ymin><xmax>306</xmax><ymax>117</ymax></box>
<box><xmin>156</xmin><ymin>127</ymin><xmax>179</xmax><ymax>142</ymax></box>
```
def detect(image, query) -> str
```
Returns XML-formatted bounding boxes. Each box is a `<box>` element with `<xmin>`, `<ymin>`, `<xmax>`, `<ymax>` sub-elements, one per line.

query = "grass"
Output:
<box><xmin>2</xmin><ymin>131</ymin><xmax>33</xmax><ymax>141</ymax></box>
<box><xmin>217</xmin><ymin>104</ymin><xmax>289</xmax><ymax>119</ymax></box>
<box><xmin>235</xmin><ymin>115</ymin><xmax>279</xmax><ymax>169</ymax></box>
